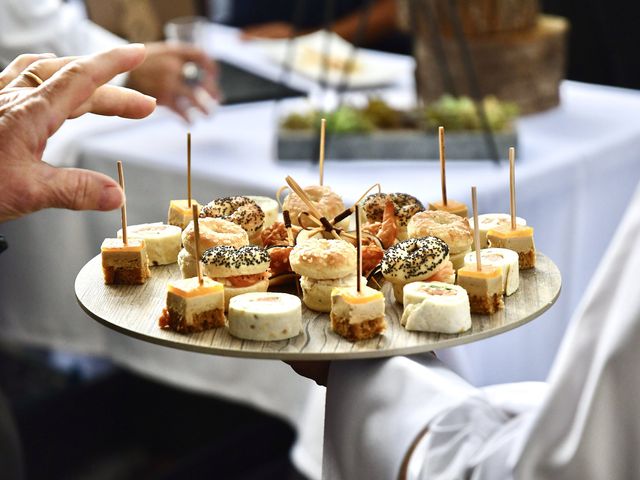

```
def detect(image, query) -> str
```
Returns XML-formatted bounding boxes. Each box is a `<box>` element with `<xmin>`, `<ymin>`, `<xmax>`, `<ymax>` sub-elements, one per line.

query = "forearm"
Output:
<box><xmin>323</xmin><ymin>355</ymin><xmax>477</xmax><ymax>480</ymax></box>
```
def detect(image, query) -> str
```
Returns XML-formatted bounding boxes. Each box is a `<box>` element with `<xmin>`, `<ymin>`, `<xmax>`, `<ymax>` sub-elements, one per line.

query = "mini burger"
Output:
<box><xmin>289</xmin><ymin>238</ymin><xmax>364</xmax><ymax>313</ymax></box>
<box><xmin>201</xmin><ymin>245</ymin><xmax>270</xmax><ymax>310</ymax></box>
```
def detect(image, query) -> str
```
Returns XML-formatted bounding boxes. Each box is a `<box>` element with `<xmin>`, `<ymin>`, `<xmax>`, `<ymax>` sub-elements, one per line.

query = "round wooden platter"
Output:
<box><xmin>75</xmin><ymin>253</ymin><xmax>560</xmax><ymax>360</ymax></box>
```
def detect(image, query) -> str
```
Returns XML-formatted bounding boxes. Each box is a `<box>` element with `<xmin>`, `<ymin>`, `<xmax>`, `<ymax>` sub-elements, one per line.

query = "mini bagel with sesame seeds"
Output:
<box><xmin>362</xmin><ymin>193</ymin><xmax>424</xmax><ymax>241</ymax></box>
<box><xmin>201</xmin><ymin>196</ymin><xmax>265</xmax><ymax>242</ymax></box>
<box><xmin>381</xmin><ymin>237</ymin><xmax>455</xmax><ymax>304</ymax></box>
<box><xmin>201</xmin><ymin>245</ymin><xmax>271</xmax><ymax>310</ymax></box>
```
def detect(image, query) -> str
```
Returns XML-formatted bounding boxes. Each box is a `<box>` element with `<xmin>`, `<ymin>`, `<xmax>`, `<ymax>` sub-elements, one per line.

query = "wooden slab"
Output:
<box><xmin>75</xmin><ymin>253</ymin><xmax>560</xmax><ymax>360</ymax></box>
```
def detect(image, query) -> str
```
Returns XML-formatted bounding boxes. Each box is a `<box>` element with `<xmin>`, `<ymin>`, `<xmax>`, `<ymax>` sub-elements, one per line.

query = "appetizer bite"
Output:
<box><xmin>401</xmin><ymin>282</ymin><xmax>471</xmax><ymax>333</ymax></box>
<box><xmin>381</xmin><ymin>237</ymin><xmax>454</xmax><ymax>304</ymax></box>
<box><xmin>283</xmin><ymin>185</ymin><xmax>349</xmax><ymax>231</ymax></box>
<box><xmin>227</xmin><ymin>292</ymin><xmax>302</xmax><ymax>341</ymax></box>
<box><xmin>289</xmin><ymin>238</ymin><xmax>362</xmax><ymax>312</ymax></box>
<box><xmin>117</xmin><ymin>223</ymin><xmax>181</xmax><ymax>266</ymax></box>
<box><xmin>200</xmin><ymin>196</ymin><xmax>265</xmax><ymax>245</ymax></box>
<box><xmin>101</xmin><ymin>238</ymin><xmax>151</xmax><ymax>285</ymax></box>
<box><xmin>469</xmin><ymin>213</ymin><xmax>526</xmax><ymax>249</ymax></box>
<box><xmin>487</xmin><ymin>225</ymin><xmax>536</xmax><ymax>270</ymax></box>
<box><xmin>407</xmin><ymin>210</ymin><xmax>473</xmax><ymax>270</ymax></box>
<box><xmin>464</xmin><ymin>247</ymin><xmax>519</xmax><ymax>296</ymax></box>
<box><xmin>362</xmin><ymin>192</ymin><xmax>424</xmax><ymax>241</ymax></box>
<box><xmin>201</xmin><ymin>245</ymin><xmax>270</xmax><ymax>310</ymax></box>
<box><xmin>330</xmin><ymin>285</ymin><xmax>386</xmax><ymax>341</ymax></box>
<box><xmin>179</xmin><ymin>217</ymin><xmax>248</xmax><ymax>279</ymax></box>
<box><xmin>158</xmin><ymin>277</ymin><xmax>225</xmax><ymax>333</ymax></box>
<box><xmin>456</xmin><ymin>264</ymin><xmax>504</xmax><ymax>314</ymax></box>
<box><xmin>168</xmin><ymin>199</ymin><xmax>200</xmax><ymax>230</ymax></box>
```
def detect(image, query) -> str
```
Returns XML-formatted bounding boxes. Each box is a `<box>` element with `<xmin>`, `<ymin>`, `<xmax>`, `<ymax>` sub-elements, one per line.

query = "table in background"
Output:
<box><xmin>2</xmin><ymin>79</ymin><xmax>640</xmax><ymax>479</ymax></box>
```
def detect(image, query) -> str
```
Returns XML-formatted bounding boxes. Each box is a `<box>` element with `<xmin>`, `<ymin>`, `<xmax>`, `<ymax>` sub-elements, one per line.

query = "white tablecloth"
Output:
<box><xmin>2</xmin><ymin>80</ymin><xmax>640</xmax><ymax>479</ymax></box>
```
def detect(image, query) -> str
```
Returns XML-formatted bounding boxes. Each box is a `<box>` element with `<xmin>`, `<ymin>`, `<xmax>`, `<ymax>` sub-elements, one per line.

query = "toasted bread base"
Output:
<box><xmin>330</xmin><ymin>313</ymin><xmax>386</xmax><ymax>341</ymax></box>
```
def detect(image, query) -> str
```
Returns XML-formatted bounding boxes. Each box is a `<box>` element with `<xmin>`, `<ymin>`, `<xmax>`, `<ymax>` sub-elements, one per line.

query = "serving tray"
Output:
<box><xmin>75</xmin><ymin>253</ymin><xmax>560</xmax><ymax>360</ymax></box>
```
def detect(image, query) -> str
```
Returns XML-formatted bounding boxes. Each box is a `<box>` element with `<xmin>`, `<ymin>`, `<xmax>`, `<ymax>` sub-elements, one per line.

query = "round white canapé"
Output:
<box><xmin>401</xmin><ymin>282</ymin><xmax>471</xmax><ymax>334</ymax></box>
<box><xmin>227</xmin><ymin>292</ymin><xmax>302</xmax><ymax>341</ymax></box>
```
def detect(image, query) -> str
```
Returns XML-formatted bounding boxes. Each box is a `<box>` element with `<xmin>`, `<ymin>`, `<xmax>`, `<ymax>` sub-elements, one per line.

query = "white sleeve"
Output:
<box><xmin>324</xmin><ymin>181</ymin><xmax>640</xmax><ymax>480</ymax></box>
<box><xmin>0</xmin><ymin>0</ymin><xmax>128</xmax><ymax>84</ymax></box>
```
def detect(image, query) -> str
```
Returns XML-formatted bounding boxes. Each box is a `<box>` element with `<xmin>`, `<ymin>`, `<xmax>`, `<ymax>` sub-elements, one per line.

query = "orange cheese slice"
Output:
<box><xmin>168</xmin><ymin>277</ymin><xmax>223</xmax><ymax>297</ymax></box>
<box><xmin>333</xmin><ymin>286</ymin><xmax>384</xmax><ymax>304</ymax></box>
<box><xmin>457</xmin><ymin>264</ymin><xmax>501</xmax><ymax>279</ymax></box>
<box><xmin>487</xmin><ymin>225</ymin><xmax>534</xmax><ymax>239</ymax></box>
<box><xmin>429</xmin><ymin>200</ymin><xmax>468</xmax><ymax>217</ymax></box>
<box><xmin>101</xmin><ymin>238</ymin><xmax>145</xmax><ymax>252</ymax></box>
<box><xmin>169</xmin><ymin>199</ymin><xmax>200</xmax><ymax>214</ymax></box>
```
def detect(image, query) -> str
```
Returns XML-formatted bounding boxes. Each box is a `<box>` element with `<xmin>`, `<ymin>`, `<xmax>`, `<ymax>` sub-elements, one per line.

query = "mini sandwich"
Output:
<box><xmin>159</xmin><ymin>277</ymin><xmax>225</xmax><ymax>333</ymax></box>
<box><xmin>401</xmin><ymin>282</ymin><xmax>471</xmax><ymax>333</ymax></box>
<box><xmin>487</xmin><ymin>224</ymin><xmax>535</xmax><ymax>269</ymax></box>
<box><xmin>101</xmin><ymin>238</ymin><xmax>150</xmax><ymax>285</ymax></box>
<box><xmin>168</xmin><ymin>199</ymin><xmax>200</xmax><ymax>230</ymax></box>
<box><xmin>469</xmin><ymin>213</ymin><xmax>526</xmax><ymax>249</ymax></box>
<box><xmin>456</xmin><ymin>264</ymin><xmax>504</xmax><ymax>314</ymax></box>
<box><xmin>228</xmin><ymin>292</ymin><xmax>302</xmax><ymax>341</ymax></box>
<box><xmin>407</xmin><ymin>210</ymin><xmax>473</xmax><ymax>271</ymax></box>
<box><xmin>464</xmin><ymin>248</ymin><xmax>519</xmax><ymax>296</ymax></box>
<box><xmin>330</xmin><ymin>285</ymin><xmax>386</xmax><ymax>341</ymax></box>
<box><xmin>381</xmin><ymin>237</ymin><xmax>455</xmax><ymax>305</ymax></box>
<box><xmin>289</xmin><ymin>239</ymin><xmax>364</xmax><ymax>313</ymax></box>
<box><xmin>117</xmin><ymin>222</ymin><xmax>181</xmax><ymax>266</ymax></box>
<box><xmin>201</xmin><ymin>245</ymin><xmax>270</xmax><ymax>310</ymax></box>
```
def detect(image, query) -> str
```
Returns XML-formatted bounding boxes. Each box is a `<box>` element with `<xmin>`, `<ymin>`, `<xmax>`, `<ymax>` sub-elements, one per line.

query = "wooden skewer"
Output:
<box><xmin>471</xmin><ymin>186</ymin><xmax>481</xmax><ymax>271</ymax></box>
<box><xmin>192</xmin><ymin>204</ymin><xmax>203</xmax><ymax>286</ymax></box>
<box><xmin>355</xmin><ymin>204</ymin><xmax>362</xmax><ymax>293</ymax></box>
<box><xmin>509</xmin><ymin>147</ymin><xmax>516</xmax><ymax>230</ymax></box>
<box><xmin>117</xmin><ymin>161</ymin><xmax>127</xmax><ymax>245</ymax></box>
<box><xmin>439</xmin><ymin>126</ymin><xmax>448</xmax><ymax>207</ymax></box>
<box><xmin>283</xmin><ymin>210</ymin><xmax>295</xmax><ymax>247</ymax></box>
<box><xmin>285</xmin><ymin>176</ymin><xmax>341</xmax><ymax>240</ymax></box>
<box><xmin>187</xmin><ymin>132</ymin><xmax>192</xmax><ymax>208</ymax></box>
<box><xmin>319</xmin><ymin>118</ymin><xmax>326</xmax><ymax>186</ymax></box>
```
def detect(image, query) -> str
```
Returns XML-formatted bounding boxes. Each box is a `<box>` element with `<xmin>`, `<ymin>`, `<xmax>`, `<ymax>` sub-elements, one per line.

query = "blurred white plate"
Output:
<box><xmin>253</xmin><ymin>30</ymin><xmax>399</xmax><ymax>89</ymax></box>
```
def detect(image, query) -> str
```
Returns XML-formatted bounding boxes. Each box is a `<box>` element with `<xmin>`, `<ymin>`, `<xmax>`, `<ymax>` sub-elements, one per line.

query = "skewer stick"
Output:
<box><xmin>187</xmin><ymin>132</ymin><xmax>192</xmax><ymax>208</ymax></box>
<box><xmin>283</xmin><ymin>210</ymin><xmax>295</xmax><ymax>247</ymax></box>
<box><xmin>285</xmin><ymin>175</ymin><xmax>341</xmax><ymax>240</ymax></box>
<box><xmin>471</xmin><ymin>186</ymin><xmax>482</xmax><ymax>271</ymax></box>
<box><xmin>509</xmin><ymin>146</ymin><xmax>516</xmax><ymax>230</ymax></box>
<box><xmin>319</xmin><ymin>118</ymin><xmax>326</xmax><ymax>186</ymax></box>
<box><xmin>117</xmin><ymin>161</ymin><xmax>128</xmax><ymax>245</ymax></box>
<box><xmin>192</xmin><ymin>204</ymin><xmax>203</xmax><ymax>286</ymax></box>
<box><xmin>439</xmin><ymin>126</ymin><xmax>448</xmax><ymax>206</ymax></box>
<box><xmin>355</xmin><ymin>204</ymin><xmax>362</xmax><ymax>293</ymax></box>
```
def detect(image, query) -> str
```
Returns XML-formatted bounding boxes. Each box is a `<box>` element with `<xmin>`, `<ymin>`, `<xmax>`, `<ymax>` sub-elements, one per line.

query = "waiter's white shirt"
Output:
<box><xmin>324</xmin><ymin>181</ymin><xmax>640</xmax><ymax>479</ymax></box>
<box><xmin>0</xmin><ymin>0</ymin><xmax>126</xmax><ymax>82</ymax></box>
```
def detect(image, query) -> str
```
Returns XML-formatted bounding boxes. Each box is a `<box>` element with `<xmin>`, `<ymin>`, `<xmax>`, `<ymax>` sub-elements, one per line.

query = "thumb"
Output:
<box><xmin>35</xmin><ymin>164</ymin><xmax>125</xmax><ymax>212</ymax></box>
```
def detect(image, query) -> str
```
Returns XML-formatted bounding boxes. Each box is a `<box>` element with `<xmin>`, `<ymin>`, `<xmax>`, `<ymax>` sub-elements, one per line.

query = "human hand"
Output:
<box><xmin>286</xmin><ymin>361</ymin><xmax>331</xmax><ymax>387</ymax></box>
<box><xmin>0</xmin><ymin>44</ymin><xmax>156</xmax><ymax>222</ymax></box>
<box><xmin>125</xmin><ymin>42</ymin><xmax>219</xmax><ymax>122</ymax></box>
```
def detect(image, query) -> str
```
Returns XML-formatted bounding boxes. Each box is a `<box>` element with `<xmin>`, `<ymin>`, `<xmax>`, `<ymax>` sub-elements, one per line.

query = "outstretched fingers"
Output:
<box><xmin>37</xmin><ymin>44</ymin><xmax>152</xmax><ymax>133</ymax></box>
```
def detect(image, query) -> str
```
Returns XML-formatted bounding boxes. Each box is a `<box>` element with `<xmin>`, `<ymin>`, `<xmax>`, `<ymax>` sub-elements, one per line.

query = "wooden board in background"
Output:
<box><xmin>75</xmin><ymin>253</ymin><xmax>560</xmax><ymax>360</ymax></box>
